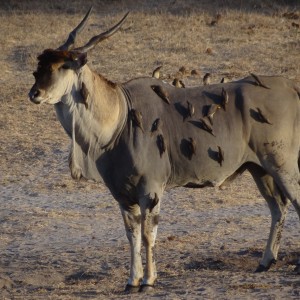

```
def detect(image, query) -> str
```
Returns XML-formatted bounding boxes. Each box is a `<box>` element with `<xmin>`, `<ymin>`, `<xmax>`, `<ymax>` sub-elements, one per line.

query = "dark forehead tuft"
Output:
<box><xmin>37</xmin><ymin>49</ymin><xmax>74</xmax><ymax>66</ymax></box>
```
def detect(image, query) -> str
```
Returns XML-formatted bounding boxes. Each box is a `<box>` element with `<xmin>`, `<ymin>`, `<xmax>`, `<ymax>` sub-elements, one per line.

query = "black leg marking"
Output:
<box><xmin>255</xmin><ymin>259</ymin><xmax>276</xmax><ymax>273</ymax></box>
<box><xmin>149</xmin><ymin>193</ymin><xmax>159</xmax><ymax>212</ymax></box>
<box><xmin>124</xmin><ymin>284</ymin><xmax>140</xmax><ymax>294</ymax></box>
<box><xmin>139</xmin><ymin>284</ymin><xmax>155</xmax><ymax>293</ymax></box>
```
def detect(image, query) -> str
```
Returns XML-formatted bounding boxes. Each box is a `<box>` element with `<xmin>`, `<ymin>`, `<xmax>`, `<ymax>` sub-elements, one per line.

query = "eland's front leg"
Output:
<box><xmin>139</xmin><ymin>191</ymin><xmax>162</xmax><ymax>291</ymax></box>
<box><xmin>120</xmin><ymin>204</ymin><xmax>143</xmax><ymax>292</ymax></box>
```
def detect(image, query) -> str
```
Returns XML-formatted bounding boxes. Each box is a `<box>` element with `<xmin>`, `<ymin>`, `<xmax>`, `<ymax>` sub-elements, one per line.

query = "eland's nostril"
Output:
<box><xmin>34</xmin><ymin>90</ymin><xmax>40</xmax><ymax>98</ymax></box>
<box><xmin>29</xmin><ymin>88</ymin><xmax>42</xmax><ymax>103</ymax></box>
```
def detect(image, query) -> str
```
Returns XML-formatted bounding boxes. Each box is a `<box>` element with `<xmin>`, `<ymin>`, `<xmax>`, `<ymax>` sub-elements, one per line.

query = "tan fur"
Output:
<box><xmin>79</xmin><ymin>67</ymin><xmax>122</xmax><ymax>145</ymax></box>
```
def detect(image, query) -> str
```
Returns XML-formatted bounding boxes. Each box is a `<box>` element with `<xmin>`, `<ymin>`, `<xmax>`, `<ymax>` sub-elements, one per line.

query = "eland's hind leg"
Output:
<box><xmin>266</xmin><ymin>160</ymin><xmax>300</xmax><ymax>273</ymax></box>
<box><xmin>248</xmin><ymin>165</ymin><xmax>290</xmax><ymax>272</ymax></box>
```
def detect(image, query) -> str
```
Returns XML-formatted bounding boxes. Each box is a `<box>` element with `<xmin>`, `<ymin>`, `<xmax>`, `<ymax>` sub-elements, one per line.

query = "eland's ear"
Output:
<box><xmin>76</xmin><ymin>52</ymin><xmax>88</xmax><ymax>67</ymax></box>
<box><xmin>63</xmin><ymin>52</ymin><xmax>87</xmax><ymax>70</ymax></box>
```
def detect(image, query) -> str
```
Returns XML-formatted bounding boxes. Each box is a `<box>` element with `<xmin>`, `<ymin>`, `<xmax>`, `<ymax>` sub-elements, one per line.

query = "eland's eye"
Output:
<box><xmin>61</xmin><ymin>64</ymin><xmax>70</xmax><ymax>70</ymax></box>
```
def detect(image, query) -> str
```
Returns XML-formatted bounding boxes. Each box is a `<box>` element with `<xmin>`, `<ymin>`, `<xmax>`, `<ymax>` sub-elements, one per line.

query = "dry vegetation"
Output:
<box><xmin>0</xmin><ymin>0</ymin><xmax>300</xmax><ymax>299</ymax></box>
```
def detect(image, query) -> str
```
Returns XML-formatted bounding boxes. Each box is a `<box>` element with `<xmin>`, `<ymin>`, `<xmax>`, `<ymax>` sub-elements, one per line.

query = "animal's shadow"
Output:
<box><xmin>202</xmin><ymin>105</ymin><xmax>211</xmax><ymax>117</ymax></box>
<box><xmin>188</xmin><ymin>120</ymin><xmax>203</xmax><ymax>129</ymax></box>
<box><xmin>184</xmin><ymin>258</ymin><xmax>227</xmax><ymax>271</ymax></box>
<box><xmin>207</xmin><ymin>147</ymin><xmax>219</xmax><ymax>163</ymax></box>
<box><xmin>180</xmin><ymin>138</ymin><xmax>192</xmax><ymax>160</ymax></box>
<box><xmin>65</xmin><ymin>270</ymin><xmax>107</xmax><ymax>284</ymax></box>
<box><xmin>174</xmin><ymin>102</ymin><xmax>189</xmax><ymax>121</ymax></box>
<box><xmin>250</xmin><ymin>108</ymin><xmax>264</xmax><ymax>123</ymax></box>
<box><xmin>202</xmin><ymin>91</ymin><xmax>223</xmax><ymax>105</ymax></box>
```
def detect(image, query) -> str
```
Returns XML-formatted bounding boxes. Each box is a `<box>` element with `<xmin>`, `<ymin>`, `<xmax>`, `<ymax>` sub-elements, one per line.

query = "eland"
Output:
<box><xmin>29</xmin><ymin>8</ymin><xmax>300</xmax><ymax>292</ymax></box>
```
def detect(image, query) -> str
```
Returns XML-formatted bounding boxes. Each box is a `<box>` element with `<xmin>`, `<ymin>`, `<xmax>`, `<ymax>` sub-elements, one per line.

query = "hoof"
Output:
<box><xmin>124</xmin><ymin>284</ymin><xmax>140</xmax><ymax>294</ymax></box>
<box><xmin>255</xmin><ymin>259</ymin><xmax>276</xmax><ymax>273</ymax></box>
<box><xmin>139</xmin><ymin>284</ymin><xmax>155</xmax><ymax>293</ymax></box>
<box><xmin>255</xmin><ymin>264</ymin><xmax>269</xmax><ymax>272</ymax></box>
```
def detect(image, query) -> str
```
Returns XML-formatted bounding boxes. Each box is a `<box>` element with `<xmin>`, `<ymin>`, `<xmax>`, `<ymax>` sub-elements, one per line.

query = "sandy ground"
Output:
<box><xmin>1</xmin><ymin>0</ymin><xmax>300</xmax><ymax>299</ymax></box>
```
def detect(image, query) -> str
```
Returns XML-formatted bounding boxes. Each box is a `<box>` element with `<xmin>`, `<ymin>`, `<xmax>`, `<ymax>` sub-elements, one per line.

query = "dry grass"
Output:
<box><xmin>1</xmin><ymin>0</ymin><xmax>299</xmax><ymax>179</ymax></box>
<box><xmin>0</xmin><ymin>0</ymin><xmax>300</xmax><ymax>299</ymax></box>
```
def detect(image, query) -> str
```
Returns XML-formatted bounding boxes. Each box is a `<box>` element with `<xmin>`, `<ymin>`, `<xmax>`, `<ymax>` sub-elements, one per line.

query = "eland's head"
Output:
<box><xmin>29</xmin><ymin>7</ymin><xmax>129</xmax><ymax>105</ymax></box>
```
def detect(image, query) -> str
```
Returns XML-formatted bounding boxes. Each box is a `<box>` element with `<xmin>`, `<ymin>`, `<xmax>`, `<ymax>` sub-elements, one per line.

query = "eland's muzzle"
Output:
<box><xmin>28</xmin><ymin>87</ymin><xmax>41</xmax><ymax>104</ymax></box>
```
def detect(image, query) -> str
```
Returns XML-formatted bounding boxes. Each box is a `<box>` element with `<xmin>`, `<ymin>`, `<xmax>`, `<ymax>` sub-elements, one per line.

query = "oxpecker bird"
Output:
<box><xmin>187</xmin><ymin>137</ymin><xmax>196</xmax><ymax>160</ymax></box>
<box><xmin>250</xmin><ymin>73</ymin><xmax>270</xmax><ymax>89</ymax></box>
<box><xmin>157</xmin><ymin>134</ymin><xmax>166</xmax><ymax>157</ymax></box>
<box><xmin>130</xmin><ymin>109</ymin><xmax>144</xmax><ymax>132</ymax></box>
<box><xmin>151</xmin><ymin>118</ymin><xmax>162</xmax><ymax>135</ymax></box>
<box><xmin>152</xmin><ymin>65</ymin><xmax>162</xmax><ymax>79</ymax></box>
<box><xmin>172</xmin><ymin>78</ymin><xmax>185</xmax><ymax>88</ymax></box>
<box><xmin>221</xmin><ymin>88</ymin><xmax>229</xmax><ymax>111</ymax></box>
<box><xmin>187</xmin><ymin>101</ymin><xmax>195</xmax><ymax>118</ymax></box>
<box><xmin>203</xmin><ymin>73</ymin><xmax>211</xmax><ymax>85</ymax></box>
<box><xmin>151</xmin><ymin>85</ymin><xmax>171</xmax><ymax>104</ymax></box>
<box><xmin>179</xmin><ymin>80</ymin><xmax>185</xmax><ymax>88</ymax></box>
<box><xmin>179</xmin><ymin>66</ymin><xmax>186</xmax><ymax>74</ymax></box>
<box><xmin>220</xmin><ymin>77</ymin><xmax>229</xmax><ymax>83</ymax></box>
<box><xmin>191</xmin><ymin>69</ymin><xmax>200</xmax><ymax>76</ymax></box>
<box><xmin>256</xmin><ymin>107</ymin><xmax>273</xmax><ymax>125</ymax></box>
<box><xmin>200</xmin><ymin>117</ymin><xmax>215</xmax><ymax>136</ymax></box>
<box><xmin>206</xmin><ymin>104</ymin><xmax>221</xmax><ymax>125</ymax></box>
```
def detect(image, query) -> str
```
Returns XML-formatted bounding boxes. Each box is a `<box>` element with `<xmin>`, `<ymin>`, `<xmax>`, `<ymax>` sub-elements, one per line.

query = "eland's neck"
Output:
<box><xmin>59</xmin><ymin>65</ymin><xmax>127</xmax><ymax>151</ymax></box>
